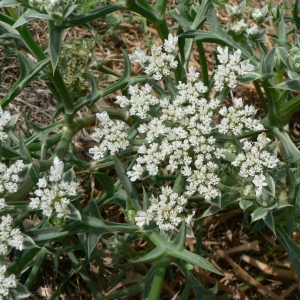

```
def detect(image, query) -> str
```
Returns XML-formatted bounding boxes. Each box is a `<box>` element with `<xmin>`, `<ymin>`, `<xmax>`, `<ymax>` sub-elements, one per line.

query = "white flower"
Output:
<box><xmin>228</xmin><ymin>19</ymin><xmax>248</xmax><ymax>34</ymax></box>
<box><xmin>164</xmin><ymin>33</ymin><xmax>178</xmax><ymax>53</ymax></box>
<box><xmin>0</xmin><ymin>215</ymin><xmax>24</xmax><ymax>255</ymax></box>
<box><xmin>246</xmin><ymin>25</ymin><xmax>260</xmax><ymax>37</ymax></box>
<box><xmin>252</xmin><ymin>8</ymin><xmax>263</xmax><ymax>21</ymax></box>
<box><xmin>217</xmin><ymin>46</ymin><xmax>229</xmax><ymax>64</ymax></box>
<box><xmin>135</xmin><ymin>211</ymin><xmax>151</xmax><ymax>227</ymax></box>
<box><xmin>130</xmin><ymin>48</ymin><xmax>147</xmax><ymax>62</ymax></box>
<box><xmin>127</xmin><ymin>164</ymin><xmax>144</xmax><ymax>181</ymax></box>
<box><xmin>135</xmin><ymin>187</ymin><xmax>191</xmax><ymax>233</ymax></box>
<box><xmin>218</xmin><ymin>98</ymin><xmax>264</xmax><ymax>135</ymax></box>
<box><xmin>89</xmin><ymin>113</ymin><xmax>129</xmax><ymax>159</ymax></box>
<box><xmin>0</xmin><ymin>265</ymin><xmax>17</xmax><ymax>298</ymax></box>
<box><xmin>252</xmin><ymin>174</ymin><xmax>267</xmax><ymax>196</ymax></box>
<box><xmin>0</xmin><ymin>199</ymin><xmax>5</xmax><ymax>210</ymax></box>
<box><xmin>49</xmin><ymin>157</ymin><xmax>64</xmax><ymax>182</ymax></box>
<box><xmin>214</xmin><ymin>47</ymin><xmax>254</xmax><ymax>91</ymax></box>
<box><xmin>30</xmin><ymin>159</ymin><xmax>78</xmax><ymax>219</ymax></box>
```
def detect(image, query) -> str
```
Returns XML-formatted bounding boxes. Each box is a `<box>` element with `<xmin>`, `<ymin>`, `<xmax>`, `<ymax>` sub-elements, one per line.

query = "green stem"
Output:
<box><xmin>196</xmin><ymin>41</ymin><xmax>209</xmax><ymax>87</ymax></box>
<box><xmin>148</xmin><ymin>259</ymin><xmax>169</xmax><ymax>300</ymax></box>
<box><xmin>53</xmin><ymin>126</ymin><xmax>73</xmax><ymax>159</ymax></box>
<box><xmin>253</xmin><ymin>81</ymin><xmax>268</xmax><ymax>113</ymax></box>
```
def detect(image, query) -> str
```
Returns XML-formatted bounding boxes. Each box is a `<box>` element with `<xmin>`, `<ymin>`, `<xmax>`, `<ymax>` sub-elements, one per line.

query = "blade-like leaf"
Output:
<box><xmin>93</xmin><ymin>172</ymin><xmax>114</xmax><ymax>196</ymax></box>
<box><xmin>113</xmin><ymin>156</ymin><xmax>141</xmax><ymax>211</ymax></box>
<box><xmin>49</xmin><ymin>20</ymin><xmax>63</xmax><ymax>73</ymax></box>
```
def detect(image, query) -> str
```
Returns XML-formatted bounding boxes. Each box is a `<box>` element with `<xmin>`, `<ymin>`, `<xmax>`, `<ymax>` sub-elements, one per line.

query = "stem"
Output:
<box><xmin>253</xmin><ymin>81</ymin><xmax>268</xmax><ymax>113</ymax></box>
<box><xmin>148</xmin><ymin>259</ymin><xmax>169</xmax><ymax>300</ymax></box>
<box><xmin>53</xmin><ymin>126</ymin><xmax>73</xmax><ymax>159</ymax></box>
<box><xmin>196</xmin><ymin>41</ymin><xmax>209</xmax><ymax>87</ymax></box>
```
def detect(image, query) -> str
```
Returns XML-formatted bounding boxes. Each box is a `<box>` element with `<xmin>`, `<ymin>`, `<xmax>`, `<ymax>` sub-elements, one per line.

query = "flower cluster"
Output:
<box><xmin>0</xmin><ymin>264</ymin><xmax>17</xmax><ymax>299</ymax></box>
<box><xmin>0</xmin><ymin>160</ymin><xmax>25</xmax><ymax>210</ymax></box>
<box><xmin>225</xmin><ymin>3</ymin><xmax>243</xmax><ymax>19</ymax></box>
<box><xmin>228</xmin><ymin>19</ymin><xmax>248</xmax><ymax>34</ymax></box>
<box><xmin>0</xmin><ymin>108</ymin><xmax>12</xmax><ymax>142</ymax></box>
<box><xmin>232</xmin><ymin>133</ymin><xmax>278</xmax><ymax>196</ymax></box>
<box><xmin>130</xmin><ymin>33</ymin><xmax>178</xmax><ymax>80</ymax></box>
<box><xmin>252</xmin><ymin>8</ymin><xmax>264</xmax><ymax>21</ymax></box>
<box><xmin>89</xmin><ymin>111</ymin><xmax>129</xmax><ymax>159</ymax></box>
<box><xmin>0</xmin><ymin>215</ymin><xmax>24</xmax><ymax>255</ymax></box>
<box><xmin>246</xmin><ymin>24</ymin><xmax>260</xmax><ymax>37</ymax></box>
<box><xmin>218</xmin><ymin>98</ymin><xmax>264</xmax><ymax>135</ymax></box>
<box><xmin>214</xmin><ymin>46</ymin><xmax>254</xmax><ymax>91</ymax></box>
<box><xmin>29</xmin><ymin>157</ymin><xmax>78</xmax><ymax>218</ymax></box>
<box><xmin>115</xmin><ymin>84</ymin><xmax>159</xmax><ymax>119</ymax></box>
<box><xmin>124</xmin><ymin>67</ymin><xmax>225</xmax><ymax>201</ymax></box>
<box><xmin>135</xmin><ymin>186</ymin><xmax>193</xmax><ymax>232</ymax></box>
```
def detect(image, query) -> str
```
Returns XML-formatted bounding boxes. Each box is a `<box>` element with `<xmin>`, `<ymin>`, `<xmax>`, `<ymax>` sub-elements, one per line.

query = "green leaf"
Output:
<box><xmin>273</xmin><ymin>80</ymin><xmax>300</xmax><ymax>92</ymax></box>
<box><xmin>68</xmin><ymin>204</ymin><xmax>82</xmax><ymax>221</ymax></box>
<box><xmin>1</xmin><ymin>54</ymin><xmax>50</xmax><ymax>107</ymax></box>
<box><xmin>261</xmin><ymin>48</ymin><xmax>275</xmax><ymax>74</ymax></box>
<box><xmin>277</xmin><ymin>47</ymin><xmax>289</xmax><ymax>66</ymax></box>
<box><xmin>278</xmin><ymin>18</ymin><xmax>287</xmax><ymax>47</ymax></box>
<box><xmin>59</xmin><ymin>2</ymin><xmax>126</xmax><ymax>29</ymax></box>
<box><xmin>49</xmin><ymin>21</ymin><xmax>63</xmax><ymax>73</ymax></box>
<box><xmin>238</xmin><ymin>72</ymin><xmax>273</xmax><ymax>83</ymax></box>
<box><xmin>276</xmin><ymin>225</ymin><xmax>300</xmax><ymax>282</ymax></box>
<box><xmin>263</xmin><ymin>211</ymin><xmax>275</xmax><ymax>234</ymax></box>
<box><xmin>171</xmin><ymin>13</ymin><xmax>191</xmax><ymax>30</ymax></box>
<box><xmin>239</xmin><ymin>199</ymin><xmax>253</xmax><ymax>211</ymax></box>
<box><xmin>89</xmin><ymin>199</ymin><xmax>101</xmax><ymax>218</ymax></box>
<box><xmin>22</xmin><ymin>235</ymin><xmax>39</xmax><ymax>250</ymax></box>
<box><xmin>11</xmin><ymin>282</ymin><xmax>31</xmax><ymax>299</ymax></box>
<box><xmin>251</xmin><ymin>207</ymin><xmax>268</xmax><ymax>222</ymax></box>
<box><xmin>133</xmin><ymin>245</ymin><xmax>166</xmax><ymax>263</ymax></box>
<box><xmin>113</xmin><ymin>156</ymin><xmax>141</xmax><ymax>211</ymax></box>
<box><xmin>0</xmin><ymin>0</ymin><xmax>19</xmax><ymax>7</ymax></box>
<box><xmin>13</xmin><ymin>9</ymin><xmax>52</xmax><ymax>28</ymax></box>
<box><xmin>200</xmin><ymin>193</ymin><xmax>240</xmax><ymax>218</ymax></box>
<box><xmin>93</xmin><ymin>172</ymin><xmax>114</xmax><ymax>196</ymax></box>
<box><xmin>87</xmin><ymin>231</ymin><xmax>101</xmax><ymax>258</ymax></box>
<box><xmin>172</xmin><ymin>249</ymin><xmax>222</xmax><ymax>275</ymax></box>
<box><xmin>24</xmin><ymin>247</ymin><xmax>47</xmax><ymax>288</ymax></box>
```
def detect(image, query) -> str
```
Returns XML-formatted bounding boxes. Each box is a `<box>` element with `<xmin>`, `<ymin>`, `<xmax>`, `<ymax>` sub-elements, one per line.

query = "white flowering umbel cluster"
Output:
<box><xmin>116</xmin><ymin>84</ymin><xmax>159</xmax><ymax>119</ymax></box>
<box><xmin>89</xmin><ymin>34</ymin><xmax>275</xmax><ymax>232</ymax></box>
<box><xmin>125</xmin><ymin>67</ymin><xmax>226</xmax><ymax>201</ymax></box>
<box><xmin>130</xmin><ymin>34</ymin><xmax>178</xmax><ymax>80</ymax></box>
<box><xmin>135</xmin><ymin>187</ymin><xmax>193</xmax><ymax>232</ymax></box>
<box><xmin>0</xmin><ymin>215</ymin><xmax>24</xmax><ymax>255</ymax></box>
<box><xmin>214</xmin><ymin>46</ymin><xmax>254</xmax><ymax>91</ymax></box>
<box><xmin>218</xmin><ymin>98</ymin><xmax>264</xmax><ymax>135</ymax></box>
<box><xmin>29</xmin><ymin>157</ymin><xmax>78</xmax><ymax>218</ymax></box>
<box><xmin>0</xmin><ymin>265</ymin><xmax>17</xmax><ymax>299</ymax></box>
<box><xmin>0</xmin><ymin>160</ymin><xmax>25</xmax><ymax>210</ymax></box>
<box><xmin>0</xmin><ymin>108</ymin><xmax>11</xmax><ymax>142</ymax></box>
<box><xmin>89</xmin><ymin>112</ymin><xmax>129</xmax><ymax>159</ymax></box>
<box><xmin>232</xmin><ymin>133</ymin><xmax>278</xmax><ymax>196</ymax></box>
